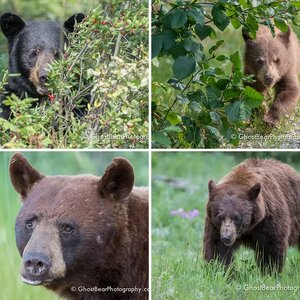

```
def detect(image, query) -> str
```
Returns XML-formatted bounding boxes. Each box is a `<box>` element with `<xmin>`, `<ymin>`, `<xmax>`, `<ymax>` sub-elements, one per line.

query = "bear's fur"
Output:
<box><xmin>9</xmin><ymin>153</ymin><xmax>149</xmax><ymax>300</ymax></box>
<box><xmin>243</xmin><ymin>25</ymin><xmax>300</xmax><ymax>125</ymax></box>
<box><xmin>203</xmin><ymin>159</ymin><xmax>300</xmax><ymax>273</ymax></box>
<box><xmin>0</xmin><ymin>13</ymin><xmax>85</xmax><ymax>119</ymax></box>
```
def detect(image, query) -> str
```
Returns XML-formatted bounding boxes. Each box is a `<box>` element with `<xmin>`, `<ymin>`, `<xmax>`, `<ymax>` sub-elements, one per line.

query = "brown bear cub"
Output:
<box><xmin>10</xmin><ymin>153</ymin><xmax>148</xmax><ymax>300</ymax></box>
<box><xmin>203</xmin><ymin>159</ymin><xmax>300</xmax><ymax>273</ymax></box>
<box><xmin>243</xmin><ymin>25</ymin><xmax>300</xmax><ymax>125</ymax></box>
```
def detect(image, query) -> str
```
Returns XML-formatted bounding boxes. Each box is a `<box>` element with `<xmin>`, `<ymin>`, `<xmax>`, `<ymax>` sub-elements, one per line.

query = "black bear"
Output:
<box><xmin>0</xmin><ymin>13</ymin><xmax>85</xmax><ymax>119</ymax></box>
<box><xmin>10</xmin><ymin>153</ymin><xmax>149</xmax><ymax>300</ymax></box>
<box><xmin>203</xmin><ymin>159</ymin><xmax>300</xmax><ymax>273</ymax></box>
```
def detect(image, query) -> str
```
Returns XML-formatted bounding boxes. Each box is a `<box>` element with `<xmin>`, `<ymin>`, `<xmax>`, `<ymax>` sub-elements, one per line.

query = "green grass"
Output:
<box><xmin>152</xmin><ymin>152</ymin><xmax>300</xmax><ymax>300</ymax></box>
<box><xmin>0</xmin><ymin>151</ymin><xmax>148</xmax><ymax>300</ymax></box>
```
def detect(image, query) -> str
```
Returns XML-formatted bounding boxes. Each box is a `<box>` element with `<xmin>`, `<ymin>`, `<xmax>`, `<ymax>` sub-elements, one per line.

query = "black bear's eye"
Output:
<box><xmin>62</xmin><ymin>224</ymin><xmax>74</xmax><ymax>234</ymax></box>
<box><xmin>274</xmin><ymin>58</ymin><xmax>280</xmax><ymax>64</ymax></box>
<box><xmin>30</xmin><ymin>49</ymin><xmax>39</xmax><ymax>57</ymax></box>
<box><xmin>25</xmin><ymin>218</ymin><xmax>37</xmax><ymax>230</ymax></box>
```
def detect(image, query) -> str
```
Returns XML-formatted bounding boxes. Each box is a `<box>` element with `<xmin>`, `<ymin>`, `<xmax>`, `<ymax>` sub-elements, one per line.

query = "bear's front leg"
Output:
<box><xmin>264</xmin><ymin>77</ymin><xmax>300</xmax><ymax>126</ymax></box>
<box><xmin>255</xmin><ymin>241</ymin><xmax>288</xmax><ymax>274</ymax></box>
<box><xmin>203</xmin><ymin>219</ymin><xmax>235</xmax><ymax>267</ymax></box>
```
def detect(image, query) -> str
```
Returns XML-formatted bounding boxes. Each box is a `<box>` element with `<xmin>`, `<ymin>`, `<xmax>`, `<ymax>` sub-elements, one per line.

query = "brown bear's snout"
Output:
<box><xmin>220</xmin><ymin>218</ymin><xmax>236</xmax><ymax>247</ymax></box>
<box><xmin>24</xmin><ymin>251</ymin><xmax>51</xmax><ymax>278</ymax></box>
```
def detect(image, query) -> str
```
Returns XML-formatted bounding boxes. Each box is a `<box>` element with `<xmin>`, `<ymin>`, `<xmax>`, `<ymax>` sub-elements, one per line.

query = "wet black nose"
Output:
<box><xmin>23</xmin><ymin>252</ymin><xmax>51</xmax><ymax>277</ymax></box>
<box><xmin>264</xmin><ymin>75</ymin><xmax>274</xmax><ymax>86</ymax></box>
<box><xmin>39</xmin><ymin>75</ymin><xmax>47</xmax><ymax>85</ymax></box>
<box><xmin>220</xmin><ymin>235</ymin><xmax>232</xmax><ymax>245</ymax></box>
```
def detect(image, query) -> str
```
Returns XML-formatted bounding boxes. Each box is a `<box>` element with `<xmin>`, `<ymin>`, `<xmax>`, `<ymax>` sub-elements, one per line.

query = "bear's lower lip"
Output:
<box><xmin>36</xmin><ymin>86</ymin><xmax>48</xmax><ymax>95</ymax></box>
<box><xmin>21</xmin><ymin>275</ymin><xmax>52</xmax><ymax>286</ymax></box>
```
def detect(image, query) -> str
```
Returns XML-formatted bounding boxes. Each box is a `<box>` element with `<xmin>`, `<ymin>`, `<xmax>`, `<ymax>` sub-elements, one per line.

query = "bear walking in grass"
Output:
<box><xmin>243</xmin><ymin>25</ymin><xmax>300</xmax><ymax>126</ymax></box>
<box><xmin>9</xmin><ymin>153</ymin><xmax>149</xmax><ymax>300</ymax></box>
<box><xmin>0</xmin><ymin>13</ymin><xmax>84</xmax><ymax>119</ymax></box>
<box><xmin>203</xmin><ymin>159</ymin><xmax>300</xmax><ymax>273</ymax></box>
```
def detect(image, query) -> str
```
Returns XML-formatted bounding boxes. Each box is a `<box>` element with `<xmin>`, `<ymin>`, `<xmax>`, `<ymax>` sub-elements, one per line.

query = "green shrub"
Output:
<box><xmin>0</xmin><ymin>1</ymin><xmax>148</xmax><ymax>149</ymax></box>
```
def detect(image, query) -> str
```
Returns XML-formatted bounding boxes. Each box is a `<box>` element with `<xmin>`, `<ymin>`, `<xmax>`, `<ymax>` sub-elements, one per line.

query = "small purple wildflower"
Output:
<box><xmin>170</xmin><ymin>208</ymin><xmax>199</xmax><ymax>219</ymax></box>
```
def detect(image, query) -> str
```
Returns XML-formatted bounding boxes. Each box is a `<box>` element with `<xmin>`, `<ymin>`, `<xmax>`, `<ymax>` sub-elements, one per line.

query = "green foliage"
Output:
<box><xmin>0</xmin><ymin>2</ymin><xmax>148</xmax><ymax>148</ymax></box>
<box><xmin>152</xmin><ymin>0</ymin><xmax>300</xmax><ymax>148</ymax></box>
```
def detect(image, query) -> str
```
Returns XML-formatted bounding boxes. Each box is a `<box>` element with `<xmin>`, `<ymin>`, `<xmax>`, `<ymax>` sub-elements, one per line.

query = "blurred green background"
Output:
<box><xmin>152</xmin><ymin>152</ymin><xmax>300</xmax><ymax>300</ymax></box>
<box><xmin>0</xmin><ymin>151</ymin><xmax>148</xmax><ymax>300</ymax></box>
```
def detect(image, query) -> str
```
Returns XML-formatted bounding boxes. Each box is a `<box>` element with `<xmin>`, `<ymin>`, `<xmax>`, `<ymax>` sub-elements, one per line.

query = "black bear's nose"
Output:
<box><xmin>39</xmin><ymin>75</ymin><xmax>47</xmax><ymax>85</ymax></box>
<box><xmin>24</xmin><ymin>252</ymin><xmax>51</xmax><ymax>277</ymax></box>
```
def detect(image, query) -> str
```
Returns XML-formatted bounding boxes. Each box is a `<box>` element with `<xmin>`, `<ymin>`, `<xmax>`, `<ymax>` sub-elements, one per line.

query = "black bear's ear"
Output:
<box><xmin>242</xmin><ymin>28</ymin><xmax>252</xmax><ymax>41</ymax></box>
<box><xmin>98</xmin><ymin>158</ymin><xmax>134</xmax><ymax>201</ymax></box>
<box><xmin>208</xmin><ymin>180</ymin><xmax>216</xmax><ymax>196</ymax></box>
<box><xmin>0</xmin><ymin>13</ymin><xmax>25</xmax><ymax>38</ymax></box>
<box><xmin>64</xmin><ymin>13</ymin><xmax>85</xmax><ymax>33</ymax></box>
<box><xmin>278</xmin><ymin>26</ymin><xmax>291</xmax><ymax>45</ymax></box>
<box><xmin>9</xmin><ymin>153</ymin><xmax>44</xmax><ymax>201</ymax></box>
<box><xmin>248</xmin><ymin>183</ymin><xmax>261</xmax><ymax>201</ymax></box>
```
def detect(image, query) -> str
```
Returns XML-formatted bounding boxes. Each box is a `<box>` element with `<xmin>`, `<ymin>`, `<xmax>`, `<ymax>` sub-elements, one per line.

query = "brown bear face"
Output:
<box><xmin>10</xmin><ymin>153</ymin><xmax>134</xmax><ymax>287</ymax></box>
<box><xmin>206</xmin><ymin>180</ymin><xmax>261</xmax><ymax>246</ymax></box>
<box><xmin>243</xmin><ymin>27</ymin><xmax>291</xmax><ymax>87</ymax></box>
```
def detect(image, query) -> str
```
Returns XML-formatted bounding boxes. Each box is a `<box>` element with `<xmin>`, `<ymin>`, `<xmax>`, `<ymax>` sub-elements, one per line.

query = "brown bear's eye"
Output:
<box><xmin>275</xmin><ymin>58</ymin><xmax>280</xmax><ymax>64</ymax></box>
<box><xmin>256</xmin><ymin>58</ymin><xmax>264</xmax><ymax>64</ymax></box>
<box><xmin>62</xmin><ymin>224</ymin><xmax>74</xmax><ymax>234</ymax></box>
<box><xmin>25</xmin><ymin>219</ymin><xmax>37</xmax><ymax>230</ymax></box>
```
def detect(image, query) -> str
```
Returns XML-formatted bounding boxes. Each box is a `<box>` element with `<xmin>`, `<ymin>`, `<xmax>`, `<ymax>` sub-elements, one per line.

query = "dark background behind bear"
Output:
<box><xmin>152</xmin><ymin>152</ymin><xmax>300</xmax><ymax>299</ymax></box>
<box><xmin>0</xmin><ymin>152</ymin><xmax>148</xmax><ymax>300</ymax></box>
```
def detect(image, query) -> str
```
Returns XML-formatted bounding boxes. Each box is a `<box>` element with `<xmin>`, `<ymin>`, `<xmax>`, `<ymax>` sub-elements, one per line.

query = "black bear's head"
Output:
<box><xmin>0</xmin><ymin>13</ymin><xmax>85</xmax><ymax>96</ymax></box>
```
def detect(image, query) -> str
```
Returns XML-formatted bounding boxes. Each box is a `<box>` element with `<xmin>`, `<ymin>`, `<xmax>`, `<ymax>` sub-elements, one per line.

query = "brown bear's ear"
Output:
<box><xmin>0</xmin><ymin>13</ymin><xmax>25</xmax><ymax>38</ymax></box>
<box><xmin>9</xmin><ymin>153</ymin><xmax>44</xmax><ymax>201</ymax></box>
<box><xmin>278</xmin><ymin>26</ymin><xmax>291</xmax><ymax>45</ymax></box>
<box><xmin>64</xmin><ymin>13</ymin><xmax>85</xmax><ymax>33</ymax></box>
<box><xmin>98</xmin><ymin>158</ymin><xmax>134</xmax><ymax>201</ymax></box>
<box><xmin>248</xmin><ymin>183</ymin><xmax>261</xmax><ymax>201</ymax></box>
<box><xmin>242</xmin><ymin>28</ymin><xmax>252</xmax><ymax>41</ymax></box>
<box><xmin>208</xmin><ymin>180</ymin><xmax>216</xmax><ymax>196</ymax></box>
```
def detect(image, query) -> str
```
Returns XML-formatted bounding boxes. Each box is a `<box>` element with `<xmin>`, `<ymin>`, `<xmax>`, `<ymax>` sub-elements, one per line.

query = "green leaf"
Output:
<box><xmin>187</xmin><ymin>7</ymin><xmax>205</xmax><ymax>25</ymax></box>
<box><xmin>167</xmin><ymin>78</ymin><xmax>186</xmax><ymax>90</ymax></box>
<box><xmin>187</xmin><ymin>90</ymin><xmax>207</xmax><ymax>103</ymax></box>
<box><xmin>152</xmin><ymin>34</ymin><xmax>163</xmax><ymax>58</ymax></box>
<box><xmin>163</xmin><ymin>125</ymin><xmax>182</xmax><ymax>133</ymax></box>
<box><xmin>172</xmin><ymin>56</ymin><xmax>196</xmax><ymax>80</ymax></box>
<box><xmin>243</xmin><ymin>86</ymin><xmax>264</xmax><ymax>108</ymax></box>
<box><xmin>189</xmin><ymin>101</ymin><xmax>202</xmax><ymax>113</ymax></box>
<box><xmin>230</xmin><ymin>51</ymin><xmax>242</xmax><ymax>70</ymax></box>
<box><xmin>205</xmin><ymin>125</ymin><xmax>220</xmax><ymax>137</ymax></box>
<box><xmin>195</xmin><ymin>24</ymin><xmax>214</xmax><ymax>40</ymax></box>
<box><xmin>212</xmin><ymin>5</ymin><xmax>230</xmax><ymax>31</ymax></box>
<box><xmin>152</xmin><ymin>132</ymin><xmax>171</xmax><ymax>148</ymax></box>
<box><xmin>223</xmin><ymin>88</ymin><xmax>242</xmax><ymax>100</ymax></box>
<box><xmin>176</xmin><ymin>94</ymin><xmax>189</xmax><ymax>105</ymax></box>
<box><xmin>209</xmin><ymin>40</ymin><xmax>224</xmax><ymax>54</ymax></box>
<box><xmin>291</xmin><ymin>1</ymin><xmax>300</xmax><ymax>8</ymax></box>
<box><xmin>206</xmin><ymin>85</ymin><xmax>222</xmax><ymax>109</ymax></box>
<box><xmin>183</xmin><ymin>37</ymin><xmax>200</xmax><ymax>53</ymax></box>
<box><xmin>274</xmin><ymin>17</ymin><xmax>288</xmax><ymax>32</ymax></box>
<box><xmin>210</xmin><ymin>111</ymin><xmax>221</xmax><ymax>124</ymax></box>
<box><xmin>162</xmin><ymin>30</ymin><xmax>176</xmax><ymax>51</ymax></box>
<box><xmin>167</xmin><ymin>111</ymin><xmax>181</xmax><ymax>125</ymax></box>
<box><xmin>171</xmin><ymin>8</ymin><xmax>187</xmax><ymax>29</ymax></box>
<box><xmin>231</xmin><ymin>18</ymin><xmax>241</xmax><ymax>29</ymax></box>
<box><xmin>216</xmin><ymin>55</ymin><xmax>228</xmax><ymax>61</ymax></box>
<box><xmin>225</xmin><ymin>101</ymin><xmax>241</xmax><ymax>121</ymax></box>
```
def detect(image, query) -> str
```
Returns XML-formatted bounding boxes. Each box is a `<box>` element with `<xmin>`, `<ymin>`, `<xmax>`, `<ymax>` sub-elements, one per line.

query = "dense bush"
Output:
<box><xmin>152</xmin><ymin>0</ymin><xmax>300</xmax><ymax>148</ymax></box>
<box><xmin>0</xmin><ymin>1</ymin><xmax>148</xmax><ymax>148</ymax></box>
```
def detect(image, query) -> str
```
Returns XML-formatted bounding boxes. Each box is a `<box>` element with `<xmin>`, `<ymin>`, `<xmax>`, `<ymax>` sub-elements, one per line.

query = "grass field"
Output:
<box><xmin>152</xmin><ymin>152</ymin><xmax>300</xmax><ymax>300</ymax></box>
<box><xmin>0</xmin><ymin>151</ymin><xmax>148</xmax><ymax>300</ymax></box>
